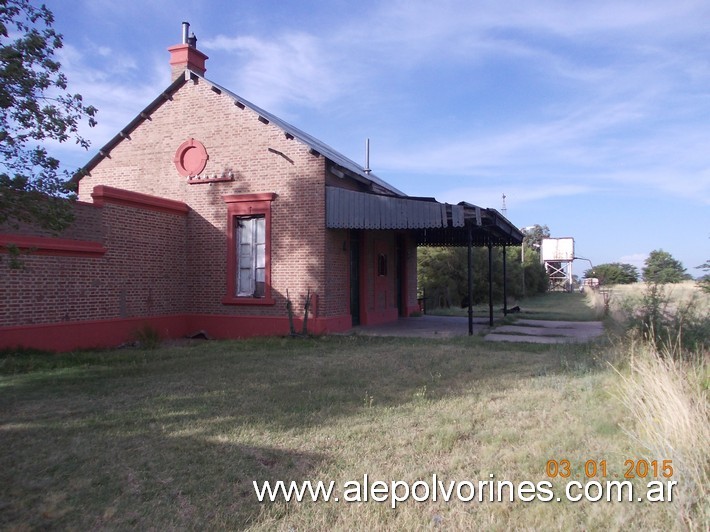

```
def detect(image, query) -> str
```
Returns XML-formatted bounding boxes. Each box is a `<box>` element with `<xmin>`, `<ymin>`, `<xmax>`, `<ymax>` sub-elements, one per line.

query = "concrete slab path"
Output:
<box><xmin>353</xmin><ymin>315</ymin><xmax>605</xmax><ymax>344</ymax></box>
<box><xmin>354</xmin><ymin>315</ymin><xmax>488</xmax><ymax>338</ymax></box>
<box><xmin>484</xmin><ymin>319</ymin><xmax>604</xmax><ymax>344</ymax></box>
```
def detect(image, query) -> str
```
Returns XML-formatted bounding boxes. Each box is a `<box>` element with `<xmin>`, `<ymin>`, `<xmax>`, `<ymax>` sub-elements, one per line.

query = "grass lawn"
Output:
<box><xmin>430</xmin><ymin>291</ymin><xmax>601</xmax><ymax>322</ymax></box>
<box><xmin>0</xmin><ymin>294</ymin><xmax>700</xmax><ymax>530</ymax></box>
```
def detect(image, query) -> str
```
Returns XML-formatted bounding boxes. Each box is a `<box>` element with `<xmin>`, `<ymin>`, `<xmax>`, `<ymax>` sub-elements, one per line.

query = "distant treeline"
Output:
<box><xmin>417</xmin><ymin>246</ymin><xmax>548</xmax><ymax>309</ymax></box>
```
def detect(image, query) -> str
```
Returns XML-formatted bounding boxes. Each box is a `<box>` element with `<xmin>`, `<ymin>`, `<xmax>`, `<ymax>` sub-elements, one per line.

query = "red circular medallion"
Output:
<box><xmin>174</xmin><ymin>138</ymin><xmax>208</xmax><ymax>176</ymax></box>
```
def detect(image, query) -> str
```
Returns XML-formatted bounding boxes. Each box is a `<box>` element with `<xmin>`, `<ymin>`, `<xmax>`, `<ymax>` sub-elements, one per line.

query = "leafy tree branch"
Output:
<box><xmin>0</xmin><ymin>0</ymin><xmax>97</xmax><ymax>232</ymax></box>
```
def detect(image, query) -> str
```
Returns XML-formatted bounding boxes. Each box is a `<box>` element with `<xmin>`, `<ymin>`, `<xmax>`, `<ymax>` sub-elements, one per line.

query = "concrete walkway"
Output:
<box><xmin>483</xmin><ymin>319</ymin><xmax>605</xmax><ymax>344</ymax></box>
<box><xmin>354</xmin><ymin>315</ymin><xmax>489</xmax><ymax>338</ymax></box>
<box><xmin>354</xmin><ymin>315</ymin><xmax>605</xmax><ymax>344</ymax></box>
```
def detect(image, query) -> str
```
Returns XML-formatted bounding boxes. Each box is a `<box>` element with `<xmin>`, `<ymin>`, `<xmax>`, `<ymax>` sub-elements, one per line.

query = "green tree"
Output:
<box><xmin>418</xmin><ymin>247</ymin><xmax>468</xmax><ymax>308</ymax></box>
<box><xmin>0</xmin><ymin>0</ymin><xmax>97</xmax><ymax>231</ymax></box>
<box><xmin>522</xmin><ymin>224</ymin><xmax>550</xmax><ymax>250</ymax></box>
<box><xmin>520</xmin><ymin>246</ymin><xmax>548</xmax><ymax>295</ymax></box>
<box><xmin>696</xmin><ymin>259</ymin><xmax>710</xmax><ymax>293</ymax></box>
<box><xmin>642</xmin><ymin>249</ymin><xmax>691</xmax><ymax>284</ymax></box>
<box><xmin>583</xmin><ymin>262</ymin><xmax>638</xmax><ymax>285</ymax></box>
<box><xmin>417</xmin><ymin>244</ymin><xmax>547</xmax><ymax>310</ymax></box>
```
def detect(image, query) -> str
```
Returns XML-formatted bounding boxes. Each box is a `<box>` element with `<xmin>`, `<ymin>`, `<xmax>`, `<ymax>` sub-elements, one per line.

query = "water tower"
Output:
<box><xmin>541</xmin><ymin>237</ymin><xmax>574</xmax><ymax>292</ymax></box>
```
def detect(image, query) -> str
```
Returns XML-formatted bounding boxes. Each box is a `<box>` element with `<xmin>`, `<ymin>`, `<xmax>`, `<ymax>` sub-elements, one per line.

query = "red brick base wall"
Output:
<box><xmin>0</xmin><ymin>313</ymin><xmax>352</xmax><ymax>352</ymax></box>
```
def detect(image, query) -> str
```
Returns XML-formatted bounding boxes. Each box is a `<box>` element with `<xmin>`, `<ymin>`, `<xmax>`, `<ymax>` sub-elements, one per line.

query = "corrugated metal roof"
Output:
<box><xmin>450</xmin><ymin>204</ymin><xmax>465</xmax><ymax>227</ymax></box>
<box><xmin>325</xmin><ymin>188</ymin><xmax>524</xmax><ymax>246</ymax></box>
<box><xmin>77</xmin><ymin>71</ymin><xmax>406</xmax><ymax>196</ymax></box>
<box><xmin>195</xmin><ymin>73</ymin><xmax>407</xmax><ymax>197</ymax></box>
<box><xmin>327</xmin><ymin>187</ymin><xmax>447</xmax><ymax>229</ymax></box>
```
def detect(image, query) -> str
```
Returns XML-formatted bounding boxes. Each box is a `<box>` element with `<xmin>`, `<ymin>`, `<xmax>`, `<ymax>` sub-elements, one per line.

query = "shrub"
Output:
<box><xmin>621</xmin><ymin>283</ymin><xmax>708</xmax><ymax>356</ymax></box>
<box><xmin>133</xmin><ymin>323</ymin><xmax>162</xmax><ymax>350</ymax></box>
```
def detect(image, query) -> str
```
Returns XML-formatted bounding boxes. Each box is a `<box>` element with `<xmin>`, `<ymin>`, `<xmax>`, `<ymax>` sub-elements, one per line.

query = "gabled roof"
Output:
<box><xmin>196</xmin><ymin>73</ymin><xmax>406</xmax><ymax>196</ymax></box>
<box><xmin>75</xmin><ymin>70</ymin><xmax>405</xmax><ymax>196</ymax></box>
<box><xmin>73</xmin><ymin>68</ymin><xmax>522</xmax><ymax>247</ymax></box>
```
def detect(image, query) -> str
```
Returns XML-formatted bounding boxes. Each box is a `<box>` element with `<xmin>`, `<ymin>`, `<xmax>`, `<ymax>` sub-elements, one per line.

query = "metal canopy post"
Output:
<box><xmin>502</xmin><ymin>245</ymin><xmax>507</xmax><ymax>315</ymax></box>
<box><xmin>467</xmin><ymin>224</ymin><xmax>473</xmax><ymax>336</ymax></box>
<box><xmin>488</xmin><ymin>242</ymin><xmax>494</xmax><ymax>327</ymax></box>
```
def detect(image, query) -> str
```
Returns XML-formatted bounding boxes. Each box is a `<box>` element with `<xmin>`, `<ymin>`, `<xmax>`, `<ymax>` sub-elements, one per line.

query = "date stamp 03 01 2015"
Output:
<box><xmin>545</xmin><ymin>459</ymin><xmax>674</xmax><ymax>480</ymax></box>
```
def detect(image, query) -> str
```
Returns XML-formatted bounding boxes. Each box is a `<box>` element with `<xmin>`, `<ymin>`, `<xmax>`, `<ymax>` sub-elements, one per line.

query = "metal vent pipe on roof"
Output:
<box><xmin>182</xmin><ymin>22</ymin><xmax>190</xmax><ymax>44</ymax></box>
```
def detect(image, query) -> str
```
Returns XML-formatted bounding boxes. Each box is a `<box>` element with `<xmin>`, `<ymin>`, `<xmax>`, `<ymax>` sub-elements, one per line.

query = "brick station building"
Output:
<box><xmin>0</xmin><ymin>27</ymin><xmax>522</xmax><ymax>351</ymax></box>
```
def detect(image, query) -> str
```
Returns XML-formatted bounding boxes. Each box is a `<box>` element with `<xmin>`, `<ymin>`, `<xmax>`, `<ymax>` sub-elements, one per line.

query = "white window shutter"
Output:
<box><xmin>236</xmin><ymin>216</ymin><xmax>266</xmax><ymax>297</ymax></box>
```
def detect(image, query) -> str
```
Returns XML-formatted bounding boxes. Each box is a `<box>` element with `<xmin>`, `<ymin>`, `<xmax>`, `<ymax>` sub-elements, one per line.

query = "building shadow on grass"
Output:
<box><xmin>0</xmin><ymin>419</ymin><xmax>326</xmax><ymax>529</ymax></box>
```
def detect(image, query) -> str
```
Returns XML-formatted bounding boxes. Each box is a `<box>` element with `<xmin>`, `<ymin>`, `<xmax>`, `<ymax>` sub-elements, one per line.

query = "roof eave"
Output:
<box><xmin>72</xmin><ymin>72</ymin><xmax>190</xmax><ymax>184</ymax></box>
<box><xmin>188</xmin><ymin>72</ymin><xmax>407</xmax><ymax>196</ymax></box>
<box><xmin>73</xmin><ymin>70</ymin><xmax>406</xmax><ymax>197</ymax></box>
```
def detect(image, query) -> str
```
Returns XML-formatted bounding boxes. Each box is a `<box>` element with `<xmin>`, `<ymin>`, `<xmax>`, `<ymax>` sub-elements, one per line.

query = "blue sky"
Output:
<box><xmin>45</xmin><ymin>0</ymin><xmax>709</xmax><ymax>278</ymax></box>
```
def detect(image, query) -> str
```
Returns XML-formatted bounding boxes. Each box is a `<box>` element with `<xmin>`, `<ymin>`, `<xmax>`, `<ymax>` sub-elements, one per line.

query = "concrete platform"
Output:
<box><xmin>354</xmin><ymin>315</ymin><xmax>488</xmax><ymax>338</ymax></box>
<box><xmin>483</xmin><ymin>320</ymin><xmax>604</xmax><ymax>343</ymax></box>
<box><xmin>352</xmin><ymin>315</ymin><xmax>605</xmax><ymax>344</ymax></box>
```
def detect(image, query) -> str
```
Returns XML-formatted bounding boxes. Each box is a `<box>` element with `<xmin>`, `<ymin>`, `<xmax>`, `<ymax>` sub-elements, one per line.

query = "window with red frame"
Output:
<box><xmin>223</xmin><ymin>193</ymin><xmax>276</xmax><ymax>305</ymax></box>
<box><xmin>236</xmin><ymin>215</ymin><xmax>266</xmax><ymax>297</ymax></box>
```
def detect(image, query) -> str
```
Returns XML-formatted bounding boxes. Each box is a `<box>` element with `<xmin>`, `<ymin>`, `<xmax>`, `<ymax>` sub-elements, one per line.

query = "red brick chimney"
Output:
<box><xmin>168</xmin><ymin>22</ymin><xmax>208</xmax><ymax>80</ymax></box>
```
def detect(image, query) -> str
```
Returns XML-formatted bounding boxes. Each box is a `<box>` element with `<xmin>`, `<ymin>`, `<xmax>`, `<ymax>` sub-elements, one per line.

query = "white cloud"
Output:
<box><xmin>363</xmin><ymin>0</ymin><xmax>710</xmax><ymax>47</ymax></box>
<box><xmin>48</xmin><ymin>44</ymin><xmax>171</xmax><ymax>171</ymax></box>
<box><xmin>42</xmin><ymin>0</ymin><xmax>710</xmax><ymax>210</ymax></box>
<box><xmin>435</xmin><ymin>183</ymin><xmax>596</xmax><ymax>209</ymax></box>
<box><xmin>202</xmin><ymin>33</ymin><xmax>348</xmax><ymax>114</ymax></box>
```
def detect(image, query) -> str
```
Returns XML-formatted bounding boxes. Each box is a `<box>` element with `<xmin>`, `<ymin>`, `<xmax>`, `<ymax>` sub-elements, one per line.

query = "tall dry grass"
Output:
<box><xmin>613</xmin><ymin>339</ymin><xmax>708</xmax><ymax>530</ymax></box>
<box><xmin>605</xmin><ymin>283</ymin><xmax>709</xmax><ymax>530</ymax></box>
<box><xmin>587</xmin><ymin>281</ymin><xmax>709</xmax><ymax>352</ymax></box>
<box><xmin>588</xmin><ymin>281</ymin><xmax>710</xmax><ymax>324</ymax></box>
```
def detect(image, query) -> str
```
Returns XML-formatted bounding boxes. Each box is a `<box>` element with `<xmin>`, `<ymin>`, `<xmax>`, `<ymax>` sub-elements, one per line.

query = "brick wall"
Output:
<box><xmin>99</xmin><ymin>201</ymin><xmax>188</xmax><ymax>319</ymax></box>
<box><xmin>322</xmin><ymin>229</ymin><xmax>349</xmax><ymax>319</ymax></box>
<box><xmin>1</xmin><ymin>193</ymin><xmax>188</xmax><ymax>330</ymax></box>
<box><xmin>1</xmin><ymin>201</ymin><xmax>104</xmax><ymax>241</ymax></box>
<box><xmin>78</xmin><ymin>78</ymin><xmax>331</xmax><ymax>321</ymax></box>
<box><xmin>1</xmin><ymin>76</ymin><xmax>421</xmax><ymax>350</ymax></box>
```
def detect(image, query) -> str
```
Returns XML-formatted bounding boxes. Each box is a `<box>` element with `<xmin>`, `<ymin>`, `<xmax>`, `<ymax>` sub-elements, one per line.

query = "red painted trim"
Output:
<box><xmin>0</xmin><ymin>313</ymin><xmax>354</xmax><ymax>352</ymax></box>
<box><xmin>224</xmin><ymin>193</ymin><xmax>276</xmax><ymax>303</ymax></box>
<box><xmin>221</xmin><ymin>296</ymin><xmax>276</xmax><ymax>306</ymax></box>
<box><xmin>91</xmin><ymin>185</ymin><xmax>189</xmax><ymax>215</ymax></box>
<box><xmin>187</xmin><ymin>314</ymin><xmax>351</xmax><ymax>338</ymax></box>
<box><xmin>0</xmin><ymin>233</ymin><xmax>106</xmax><ymax>257</ymax></box>
<box><xmin>223</xmin><ymin>193</ymin><xmax>278</xmax><ymax>204</ymax></box>
<box><xmin>0</xmin><ymin>315</ymin><xmax>190</xmax><ymax>352</ymax></box>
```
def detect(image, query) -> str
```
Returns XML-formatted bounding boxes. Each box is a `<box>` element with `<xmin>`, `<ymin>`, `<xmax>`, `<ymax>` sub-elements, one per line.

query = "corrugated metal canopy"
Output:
<box><xmin>327</xmin><ymin>187</ymin><xmax>449</xmax><ymax>229</ymax></box>
<box><xmin>326</xmin><ymin>187</ymin><xmax>523</xmax><ymax>247</ymax></box>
